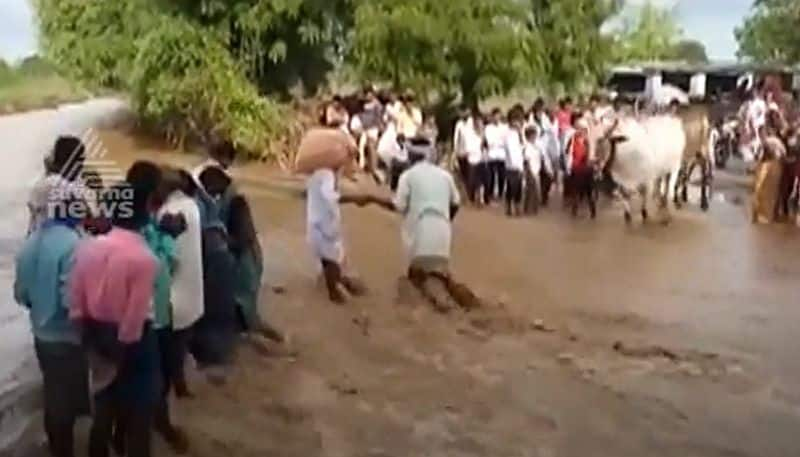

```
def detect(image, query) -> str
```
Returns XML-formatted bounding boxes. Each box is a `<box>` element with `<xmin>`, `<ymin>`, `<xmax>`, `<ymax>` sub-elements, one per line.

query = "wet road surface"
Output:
<box><xmin>93</xmin><ymin>126</ymin><xmax>800</xmax><ymax>457</ymax></box>
<box><xmin>7</xmin><ymin>123</ymin><xmax>800</xmax><ymax>456</ymax></box>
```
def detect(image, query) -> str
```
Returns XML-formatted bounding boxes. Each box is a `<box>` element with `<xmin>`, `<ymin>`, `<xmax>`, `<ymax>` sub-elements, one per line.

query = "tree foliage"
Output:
<box><xmin>350</xmin><ymin>0</ymin><xmax>538</xmax><ymax>108</ymax></box>
<box><xmin>671</xmin><ymin>39</ymin><xmax>709</xmax><ymax>64</ymax></box>
<box><xmin>130</xmin><ymin>15</ymin><xmax>283</xmax><ymax>153</ymax></box>
<box><xmin>33</xmin><ymin>0</ymin><xmax>639</xmax><ymax>157</ymax></box>
<box><xmin>735</xmin><ymin>0</ymin><xmax>800</xmax><ymax>64</ymax></box>
<box><xmin>528</xmin><ymin>0</ymin><xmax>623</xmax><ymax>92</ymax></box>
<box><xmin>614</xmin><ymin>1</ymin><xmax>682</xmax><ymax>62</ymax></box>
<box><xmin>34</xmin><ymin>0</ymin><xmax>351</xmax><ymax>157</ymax></box>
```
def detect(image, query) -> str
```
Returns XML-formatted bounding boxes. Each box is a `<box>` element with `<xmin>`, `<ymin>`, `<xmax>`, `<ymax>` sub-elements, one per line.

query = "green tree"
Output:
<box><xmin>671</xmin><ymin>39</ymin><xmax>709</xmax><ymax>63</ymax></box>
<box><xmin>350</xmin><ymin>0</ymin><xmax>539</xmax><ymax>108</ymax></box>
<box><xmin>34</xmin><ymin>0</ymin><xmax>352</xmax><ymax>157</ymax></box>
<box><xmin>528</xmin><ymin>0</ymin><xmax>623</xmax><ymax>92</ymax></box>
<box><xmin>735</xmin><ymin>0</ymin><xmax>800</xmax><ymax>64</ymax></box>
<box><xmin>615</xmin><ymin>0</ymin><xmax>682</xmax><ymax>62</ymax></box>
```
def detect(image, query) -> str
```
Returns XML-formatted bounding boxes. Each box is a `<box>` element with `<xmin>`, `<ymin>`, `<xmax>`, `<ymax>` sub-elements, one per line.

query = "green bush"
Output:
<box><xmin>130</xmin><ymin>18</ymin><xmax>284</xmax><ymax>157</ymax></box>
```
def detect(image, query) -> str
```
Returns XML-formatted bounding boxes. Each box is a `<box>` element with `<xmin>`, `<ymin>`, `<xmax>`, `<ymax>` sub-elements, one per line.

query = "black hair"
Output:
<box><xmin>52</xmin><ymin>136</ymin><xmax>86</xmax><ymax>181</ymax></box>
<box><xmin>491</xmin><ymin>108</ymin><xmax>503</xmax><ymax>116</ymax></box>
<box><xmin>590</xmin><ymin>93</ymin><xmax>600</xmax><ymax>103</ymax></box>
<box><xmin>570</xmin><ymin>112</ymin><xmax>584</xmax><ymax>125</ymax></box>
<box><xmin>332</xmin><ymin>95</ymin><xmax>343</xmax><ymax>103</ymax></box>
<box><xmin>176</xmin><ymin>169</ymin><xmax>198</xmax><ymax>197</ymax></box>
<box><xmin>209</xmin><ymin>139</ymin><xmax>237</xmax><ymax>166</ymax></box>
<box><xmin>199</xmin><ymin>166</ymin><xmax>232</xmax><ymax>198</ymax></box>
<box><xmin>104</xmin><ymin>183</ymin><xmax>150</xmax><ymax>230</ymax></box>
<box><xmin>152</xmin><ymin>167</ymin><xmax>185</xmax><ymax>209</ymax></box>
<box><xmin>508</xmin><ymin>105</ymin><xmax>526</xmax><ymax>124</ymax></box>
<box><xmin>524</xmin><ymin>126</ymin><xmax>538</xmax><ymax>139</ymax></box>
<box><xmin>126</xmin><ymin>160</ymin><xmax>163</xmax><ymax>197</ymax></box>
<box><xmin>81</xmin><ymin>166</ymin><xmax>104</xmax><ymax>193</ymax></box>
<box><xmin>533</xmin><ymin>98</ymin><xmax>545</xmax><ymax>110</ymax></box>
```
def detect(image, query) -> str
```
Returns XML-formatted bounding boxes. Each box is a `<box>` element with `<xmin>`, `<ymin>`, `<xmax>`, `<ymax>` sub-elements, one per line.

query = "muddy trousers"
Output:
<box><xmin>487</xmin><ymin>160</ymin><xmax>506</xmax><ymax>201</ymax></box>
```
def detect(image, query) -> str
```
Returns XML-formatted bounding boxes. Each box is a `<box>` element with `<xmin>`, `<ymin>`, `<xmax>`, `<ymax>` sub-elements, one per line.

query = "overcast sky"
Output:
<box><xmin>0</xmin><ymin>0</ymin><xmax>755</xmax><ymax>62</ymax></box>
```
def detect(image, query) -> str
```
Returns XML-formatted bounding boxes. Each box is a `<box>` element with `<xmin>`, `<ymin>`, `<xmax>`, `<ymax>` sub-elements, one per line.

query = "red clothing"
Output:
<box><xmin>69</xmin><ymin>228</ymin><xmax>157</xmax><ymax>344</ymax></box>
<box><xmin>570</xmin><ymin>134</ymin><xmax>589</xmax><ymax>173</ymax></box>
<box><xmin>556</xmin><ymin>109</ymin><xmax>572</xmax><ymax>135</ymax></box>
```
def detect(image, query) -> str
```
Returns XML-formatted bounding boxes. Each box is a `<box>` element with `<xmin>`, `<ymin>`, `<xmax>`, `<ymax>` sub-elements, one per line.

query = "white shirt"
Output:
<box><xmin>377</xmin><ymin>122</ymin><xmax>407</xmax><ymax>164</ymax></box>
<box><xmin>27</xmin><ymin>174</ymin><xmax>93</xmax><ymax>235</ymax></box>
<box><xmin>485</xmin><ymin>123</ymin><xmax>509</xmax><ymax>161</ymax></box>
<box><xmin>748</xmin><ymin>98</ymin><xmax>767</xmax><ymax>130</ymax></box>
<box><xmin>158</xmin><ymin>191</ymin><xmax>204</xmax><ymax>330</ymax></box>
<box><xmin>393</xmin><ymin>162</ymin><xmax>461</xmax><ymax>262</ymax></box>
<box><xmin>524</xmin><ymin>140</ymin><xmax>553</xmax><ymax>177</ymax></box>
<box><xmin>306</xmin><ymin>169</ymin><xmax>343</xmax><ymax>262</ymax></box>
<box><xmin>463</xmin><ymin>122</ymin><xmax>485</xmax><ymax>165</ymax></box>
<box><xmin>504</xmin><ymin>129</ymin><xmax>526</xmax><ymax>171</ymax></box>
<box><xmin>453</xmin><ymin>119</ymin><xmax>469</xmax><ymax>157</ymax></box>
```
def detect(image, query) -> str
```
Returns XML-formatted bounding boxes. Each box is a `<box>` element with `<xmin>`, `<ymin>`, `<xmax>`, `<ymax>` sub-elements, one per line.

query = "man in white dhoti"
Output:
<box><xmin>369</xmin><ymin>138</ymin><xmax>482</xmax><ymax>312</ymax></box>
<box><xmin>392</xmin><ymin>140</ymin><xmax>461</xmax><ymax>275</ymax></box>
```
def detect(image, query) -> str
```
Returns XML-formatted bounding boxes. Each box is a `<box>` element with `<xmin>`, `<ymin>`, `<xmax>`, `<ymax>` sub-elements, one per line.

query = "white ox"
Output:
<box><xmin>592</xmin><ymin>115</ymin><xmax>687</xmax><ymax>223</ymax></box>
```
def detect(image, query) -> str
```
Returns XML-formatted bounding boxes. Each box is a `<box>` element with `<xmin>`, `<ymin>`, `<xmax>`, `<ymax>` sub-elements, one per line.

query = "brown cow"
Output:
<box><xmin>674</xmin><ymin>102</ymin><xmax>713</xmax><ymax>211</ymax></box>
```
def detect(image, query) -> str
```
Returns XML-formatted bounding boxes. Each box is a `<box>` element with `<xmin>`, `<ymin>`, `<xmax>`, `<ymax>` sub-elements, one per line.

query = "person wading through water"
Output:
<box><xmin>305</xmin><ymin>153</ymin><xmax>374</xmax><ymax>304</ymax></box>
<box><xmin>565</xmin><ymin>118</ymin><xmax>597</xmax><ymax>219</ymax></box>
<box><xmin>367</xmin><ymin>137</ymin><xmax>481</xmax><ymax>312</ymax></box>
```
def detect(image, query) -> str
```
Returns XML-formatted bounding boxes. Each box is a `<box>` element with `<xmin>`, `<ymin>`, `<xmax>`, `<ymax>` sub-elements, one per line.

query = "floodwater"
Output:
<box><xmin>2</xmin><ymin>112</ymin><xmax>800</xmax><ymax>456</ymax></box>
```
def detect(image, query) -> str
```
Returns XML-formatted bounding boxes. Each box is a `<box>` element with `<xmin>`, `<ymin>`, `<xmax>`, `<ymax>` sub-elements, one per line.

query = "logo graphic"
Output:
<box><xmin>39</xmin><ymin>128</ymin><xmax>133</xmax><ymax>222</ymax></box>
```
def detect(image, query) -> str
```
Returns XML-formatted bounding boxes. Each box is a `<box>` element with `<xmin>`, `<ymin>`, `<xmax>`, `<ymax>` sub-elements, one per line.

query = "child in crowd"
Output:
<box><xmin>453</xmin><ymin>108</ymin><xmax>471</xmax><ymax>189</ymax></box>
<box><xmin>484</xmin><ymin>108</ymin><xmax>509</xmax><ymax>202</ymax></box>
<box><xmin>504</xmin><ymin>113</ymin><xmax>527</xmax><ymax>217</ymax></box>
<box><xmin>523</xmin><ymin>125</ymin><xmax>553</xmax><ymax>215</ymax></box>
<box><xmin>464</xmin><ymin>113</ymin><xmax>487</xmax><ymax>205</ymax></box>
<box><xmin>565</xmin><ymin>118</ymin><xmax>597</xmax><ymax>219</ymax></box>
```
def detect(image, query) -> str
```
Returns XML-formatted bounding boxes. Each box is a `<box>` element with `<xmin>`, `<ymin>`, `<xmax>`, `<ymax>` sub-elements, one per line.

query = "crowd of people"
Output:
<box><xmin>16</xmin><ymin>136</ymin><xmax>281</xmax><ymax>457</ymax></box>
<box><xmin>736</xmin><ymin>81</ymin><xmax>800</xmax><ymax>224</ymax></box>
<box><xmin>17</xmin><ymin>78</ymin><xmax>800</xmax><ymax>457</ymax></box>
<box><xmin>325</xmin><ymin>86</ymin><xmax>619</xmax><ymax>220</ymax></box>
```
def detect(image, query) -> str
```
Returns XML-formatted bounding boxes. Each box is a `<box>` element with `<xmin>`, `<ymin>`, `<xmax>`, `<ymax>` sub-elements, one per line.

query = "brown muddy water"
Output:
<box><xmin>32</xmin><ymin>126</ymin><xmax>800</xmax><ymax>456</ymax></box>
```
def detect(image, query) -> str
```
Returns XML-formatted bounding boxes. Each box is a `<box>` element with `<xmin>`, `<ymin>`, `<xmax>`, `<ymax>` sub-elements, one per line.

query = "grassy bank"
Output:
<box><xmin>0</xmin><ymin>73</ymin><xmax>90</xmax><ymax>115</ymax></box>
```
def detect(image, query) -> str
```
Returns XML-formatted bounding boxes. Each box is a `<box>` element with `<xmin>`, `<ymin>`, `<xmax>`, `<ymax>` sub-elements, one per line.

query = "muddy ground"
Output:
<box><xmin>84</xmin><ymin>129</ymin><xmax>800</xmax><ymax>457</ymax></box>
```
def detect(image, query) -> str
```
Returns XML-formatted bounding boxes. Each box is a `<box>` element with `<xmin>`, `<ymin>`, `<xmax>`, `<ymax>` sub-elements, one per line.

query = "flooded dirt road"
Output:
<box><xmin>22</xmin><ymin>126</ymin><xmax>800</xmax><ymax>457</ymax></box>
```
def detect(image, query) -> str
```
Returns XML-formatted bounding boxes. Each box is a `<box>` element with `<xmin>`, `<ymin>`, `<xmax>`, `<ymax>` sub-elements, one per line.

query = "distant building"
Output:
<box><xmin>606</xmin><ymin>61</ymin><xmax>800</xmax><ymax>102</ymax></box>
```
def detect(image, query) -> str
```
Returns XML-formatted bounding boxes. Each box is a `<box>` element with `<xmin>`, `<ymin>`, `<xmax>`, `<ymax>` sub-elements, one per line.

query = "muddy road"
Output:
<box><xmin>20</xmin><ymin>124</ymin><xmax>800</xmax><ymax>457</ymax></box>
<box><xmin>93</xmin><ymin>127</ymin><xmax>800</xmax><ymax>457</ymax></box>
